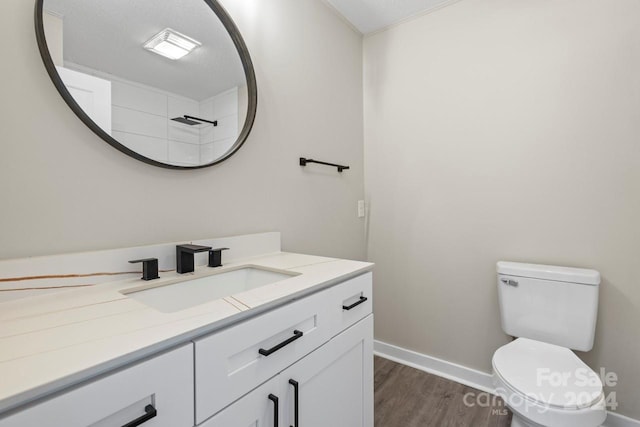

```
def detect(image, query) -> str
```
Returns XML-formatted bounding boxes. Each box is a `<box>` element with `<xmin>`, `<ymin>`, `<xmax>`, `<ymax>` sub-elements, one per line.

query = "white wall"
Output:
<box><xmin>364</xmin><ymin>0</ymin><xmax>640</xmax><ymax>420</ymax></box>
<box><xmin>0</xmin><ymin>0</ymin><xmax>365</xmax><ymax>262</ymax></box>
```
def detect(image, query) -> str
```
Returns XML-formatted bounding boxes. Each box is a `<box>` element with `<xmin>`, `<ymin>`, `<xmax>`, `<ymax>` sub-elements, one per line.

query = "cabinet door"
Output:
<box><xmin>282</xmin><ymin>315</ymin><xmax>373</xmax><ymax>427</ymax></box>
<box><xmin>199</xmin><ymin>375</ymin><xmax>282</xmax><ymax>427</ymax></box>
<box><xmin>0</xmin><ymin>344</ymin><xmax>194</xmax><ymax>427</ymax></box>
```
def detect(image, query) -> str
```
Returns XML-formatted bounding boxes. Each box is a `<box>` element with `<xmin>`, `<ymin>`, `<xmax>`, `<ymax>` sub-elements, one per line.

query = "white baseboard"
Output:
<box><xmin>604</xmin><ymin>412</ymin><xmax>640</xmax><ymax>427</ymax></box>
<box><xmin>373</xmin><ymin>340</ymin><xmax>639</xmax><ymax>427</ymax></box>
<box><xmin>373</xmin><ymin>340</ymin><xmax>495</xmax><ymax>393</ymax></box>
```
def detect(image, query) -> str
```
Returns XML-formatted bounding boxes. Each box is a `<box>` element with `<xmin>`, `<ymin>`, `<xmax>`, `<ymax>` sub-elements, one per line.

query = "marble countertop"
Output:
<box><xmin>0</xmin><ymin>251</ymin><xmax>373</xmax><ymax>414</ymax></box>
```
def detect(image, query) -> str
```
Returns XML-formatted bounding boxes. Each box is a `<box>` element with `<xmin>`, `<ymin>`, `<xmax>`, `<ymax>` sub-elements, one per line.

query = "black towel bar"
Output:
<box><xmin>299</xmin><ymin>157</ymin><xmax>349</xmax><ymax>172</ymax></box>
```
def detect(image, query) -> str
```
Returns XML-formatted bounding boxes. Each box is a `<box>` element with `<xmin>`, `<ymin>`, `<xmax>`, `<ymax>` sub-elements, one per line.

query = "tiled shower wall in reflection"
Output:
<box><xmin>69</xmin><ymin>63</ymin><xmax>240</xmax><ymax>166</ymax></box>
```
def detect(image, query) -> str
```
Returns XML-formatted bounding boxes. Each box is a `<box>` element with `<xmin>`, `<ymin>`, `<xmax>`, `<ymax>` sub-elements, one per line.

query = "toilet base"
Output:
<box><xmin>508</xmin><ymin>406</ymin><xmax>605</xmax><ymax>427</ymax></box>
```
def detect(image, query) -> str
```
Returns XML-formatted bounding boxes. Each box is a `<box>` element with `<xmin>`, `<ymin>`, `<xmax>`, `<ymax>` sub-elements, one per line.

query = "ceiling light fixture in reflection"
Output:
<box><xmin>143</xmin><ymin>28</ymin><xmax>202</xmax><ymax>60</ymax></box>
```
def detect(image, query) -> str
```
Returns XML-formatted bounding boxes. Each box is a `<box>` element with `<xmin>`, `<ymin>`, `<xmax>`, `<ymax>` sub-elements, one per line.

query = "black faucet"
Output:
<box><xmin>129</xmin><ymin>258</ymin><xmax>159</xmax><ymax>281</ymax></box>
<box><xmin>176</xmin><ymin>244</ymin><xmax>212</xmax><ymax>274</ymax></box>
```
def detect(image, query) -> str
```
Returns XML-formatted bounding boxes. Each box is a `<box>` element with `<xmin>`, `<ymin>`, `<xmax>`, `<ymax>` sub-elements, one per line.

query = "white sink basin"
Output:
<box><xmin>121</xmin><ymin>266</ymin><xmax>297</xmax><ymax>313</ymax></box>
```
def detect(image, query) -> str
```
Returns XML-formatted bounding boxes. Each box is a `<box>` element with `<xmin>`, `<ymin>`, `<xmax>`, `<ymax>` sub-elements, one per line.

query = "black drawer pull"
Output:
<box><xmin>342</xmin><ymin>296</ymin><xmax>368</xmax><ymax>311</ymax></box>
<box><xmin>259</xmin><ymin>330</ymin><xmax>303</xmax><ymax>356</ymax></box>
<box><xmin>289</xmin><ymin>379</ymin><xmax>299</xmax><ymax>427</ymax></box>
<box><xmin>121</xmin><ymin>404</ymin><xmax>157</xmax><ymax>427</ymax></box>
<box><xmin>268</xmin><ymin>394</ymin><xmax>279</xmax><ymax>427</ymax></box>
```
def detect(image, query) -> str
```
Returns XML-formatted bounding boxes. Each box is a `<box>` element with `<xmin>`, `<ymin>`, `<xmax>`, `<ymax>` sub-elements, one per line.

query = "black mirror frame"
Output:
<box><xmin>34</xmin><ymin>0</ymin><xmax>257</xmax><ymax>170</ymax></box>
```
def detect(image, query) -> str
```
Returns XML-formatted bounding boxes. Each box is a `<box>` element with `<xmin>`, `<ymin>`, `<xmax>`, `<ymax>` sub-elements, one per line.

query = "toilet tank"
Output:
<box><xmin>497</xmin><ymin>261</ymin><xmax>600</xmax><ymax>351</ymax></box>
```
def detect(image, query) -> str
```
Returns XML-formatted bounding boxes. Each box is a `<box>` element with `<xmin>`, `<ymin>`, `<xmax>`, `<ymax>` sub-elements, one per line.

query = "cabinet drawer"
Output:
<box><xmin>330</xmin><ymin>273</ymin><xmax>373</xmax><ymax>335</ymax></box>
<box><xmin>194</xmin><ymin>289</ymin><xmax>332</xmax><ymax>423</ymax></box>
<box><xmin>0</xmin><ymin>344</ymin><xmax>194</xmax><ymax>427</ymax></box>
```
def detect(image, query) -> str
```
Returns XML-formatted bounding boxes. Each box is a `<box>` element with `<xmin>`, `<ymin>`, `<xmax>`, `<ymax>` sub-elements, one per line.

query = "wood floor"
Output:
<box><xmin>374</xmin><ymin>356</ymin><xmax>512</xmax><ymax>427</ymax></box>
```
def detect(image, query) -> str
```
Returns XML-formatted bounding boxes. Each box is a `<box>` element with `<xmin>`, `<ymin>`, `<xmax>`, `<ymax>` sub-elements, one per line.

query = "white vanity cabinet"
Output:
<box><xmin>0</xmin><ymin>272</ymin><xmax>373</xmax><ymax>427</ymax></box>
<box><xmin>201</xmin><ymin>312</ymin><xmax>373</xmax><ymax>427</ymax></box>
<box><xmin>198</xmin><ymin>272</ymin><xmax>373</xmax><ymax>427</ymax></box>
<box><xmin>0</xmin><ymin>344</ymin><xmax>194</xmax><ymax>427</ymax></box>
<box><xmin>201</xmin><ymin>315</ymin><xmax>373</xmax><ymax>427</ymax></box>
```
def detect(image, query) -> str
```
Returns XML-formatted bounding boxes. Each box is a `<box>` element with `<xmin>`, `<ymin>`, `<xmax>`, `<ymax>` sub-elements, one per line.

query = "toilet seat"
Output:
<box><xmin>493</xmin><ymin>338</ymin><xmax>603</xmax><ymax>409</ymax></box>
<box><xmin>492</xmin><ymin>338</ymin><xmax>607</xmax><ymax>427</ymax></box>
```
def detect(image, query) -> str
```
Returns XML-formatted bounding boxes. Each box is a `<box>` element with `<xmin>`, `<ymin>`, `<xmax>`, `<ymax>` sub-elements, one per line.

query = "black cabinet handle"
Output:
<box><xmin>121</xmin><ymin>404</ymin><xmax>157</xmax><ymax>427</ymax></box>
<box><xmin>259</xmin><ymin>330</ymin><xmax>303</xmax><ymax>356</ymax></box>
<box><xmin>268</xmin><ymin>394</ymin><xmax>279</xmax><ymax>427</ymax></box>
<box><xmin>342</xmin><ymin>296</ymin><xmax>368</xmax><ymax>311</ymax></box>
<box><xmin>289</xmin><ymin>379</ymin><xmax>299</xmax><ymax>427</ymax></box>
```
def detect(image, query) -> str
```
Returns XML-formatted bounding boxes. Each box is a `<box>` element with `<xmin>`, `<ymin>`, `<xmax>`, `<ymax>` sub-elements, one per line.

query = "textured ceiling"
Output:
<box><xmin>326</xmin><ymin>0</ymin><xmax>453</xmax><ymax>34</ymax></box>
<box><xmin>44</xmin><ymin>0</ymin><xmax>245</xmax><ymax>100</ymax></box>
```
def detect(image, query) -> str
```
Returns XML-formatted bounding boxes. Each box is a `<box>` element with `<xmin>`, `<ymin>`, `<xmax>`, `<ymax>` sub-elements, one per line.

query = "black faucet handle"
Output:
<box><xmin>177</xmin><ymin>244</ymin><xmax>212</xmax><ymax>254</ymax></box>
<box><xmin>176</xmin><ymin>244</ymin><xmax>213</xmax><ymax>274</ymax></box>
<box><xmin>129</xmin><ymin>258</ymin><xmax>159</xmax><ymax>281</ymax></box>
<box><xmin>208</xmin><ymin>248</ymin><xmax>230</xmax><ymax>268</ymax></box>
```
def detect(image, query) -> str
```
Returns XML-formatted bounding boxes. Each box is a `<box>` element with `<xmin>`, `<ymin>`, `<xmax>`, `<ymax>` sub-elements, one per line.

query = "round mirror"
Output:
<box><xmin>35</xmin><ymin>0</ymin><xmax>257</xmax><ymax>169</ymax></box>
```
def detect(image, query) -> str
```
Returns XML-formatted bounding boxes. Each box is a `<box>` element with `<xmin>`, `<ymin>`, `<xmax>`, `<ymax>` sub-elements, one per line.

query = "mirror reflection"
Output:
<box><xmin>40</xmin><ymin>0</ymin><xmax>254</xmax><ymax>168</ymax></box>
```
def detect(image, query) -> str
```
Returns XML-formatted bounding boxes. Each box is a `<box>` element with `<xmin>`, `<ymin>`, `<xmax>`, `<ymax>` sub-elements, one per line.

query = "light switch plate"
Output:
<box><xmin>358</xmin><ymin>200</ymin><xmax>365</xmax><ymax>218</ymax></box>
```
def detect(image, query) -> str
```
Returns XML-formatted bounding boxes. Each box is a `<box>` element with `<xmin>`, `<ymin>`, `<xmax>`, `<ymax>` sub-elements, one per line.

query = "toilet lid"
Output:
<box><xmin>493</xmin><ymin>338</ymin><xmax>603</xmax><ymax>409</ymax></box>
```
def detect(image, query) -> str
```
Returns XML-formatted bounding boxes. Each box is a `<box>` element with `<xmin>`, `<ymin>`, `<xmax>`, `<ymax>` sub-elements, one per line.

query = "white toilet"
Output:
<box><xmin>493</xmin><ymin>262</ymin><xmax>607</xmax><ymax>427</ymax></box>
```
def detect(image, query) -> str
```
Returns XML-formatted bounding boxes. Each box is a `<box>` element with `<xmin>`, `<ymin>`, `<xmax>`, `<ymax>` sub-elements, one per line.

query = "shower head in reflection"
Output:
<box><xmin>171</xmin><ymin>115</ymin><xmax>218</xmax><ymax>126</ymax></box>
